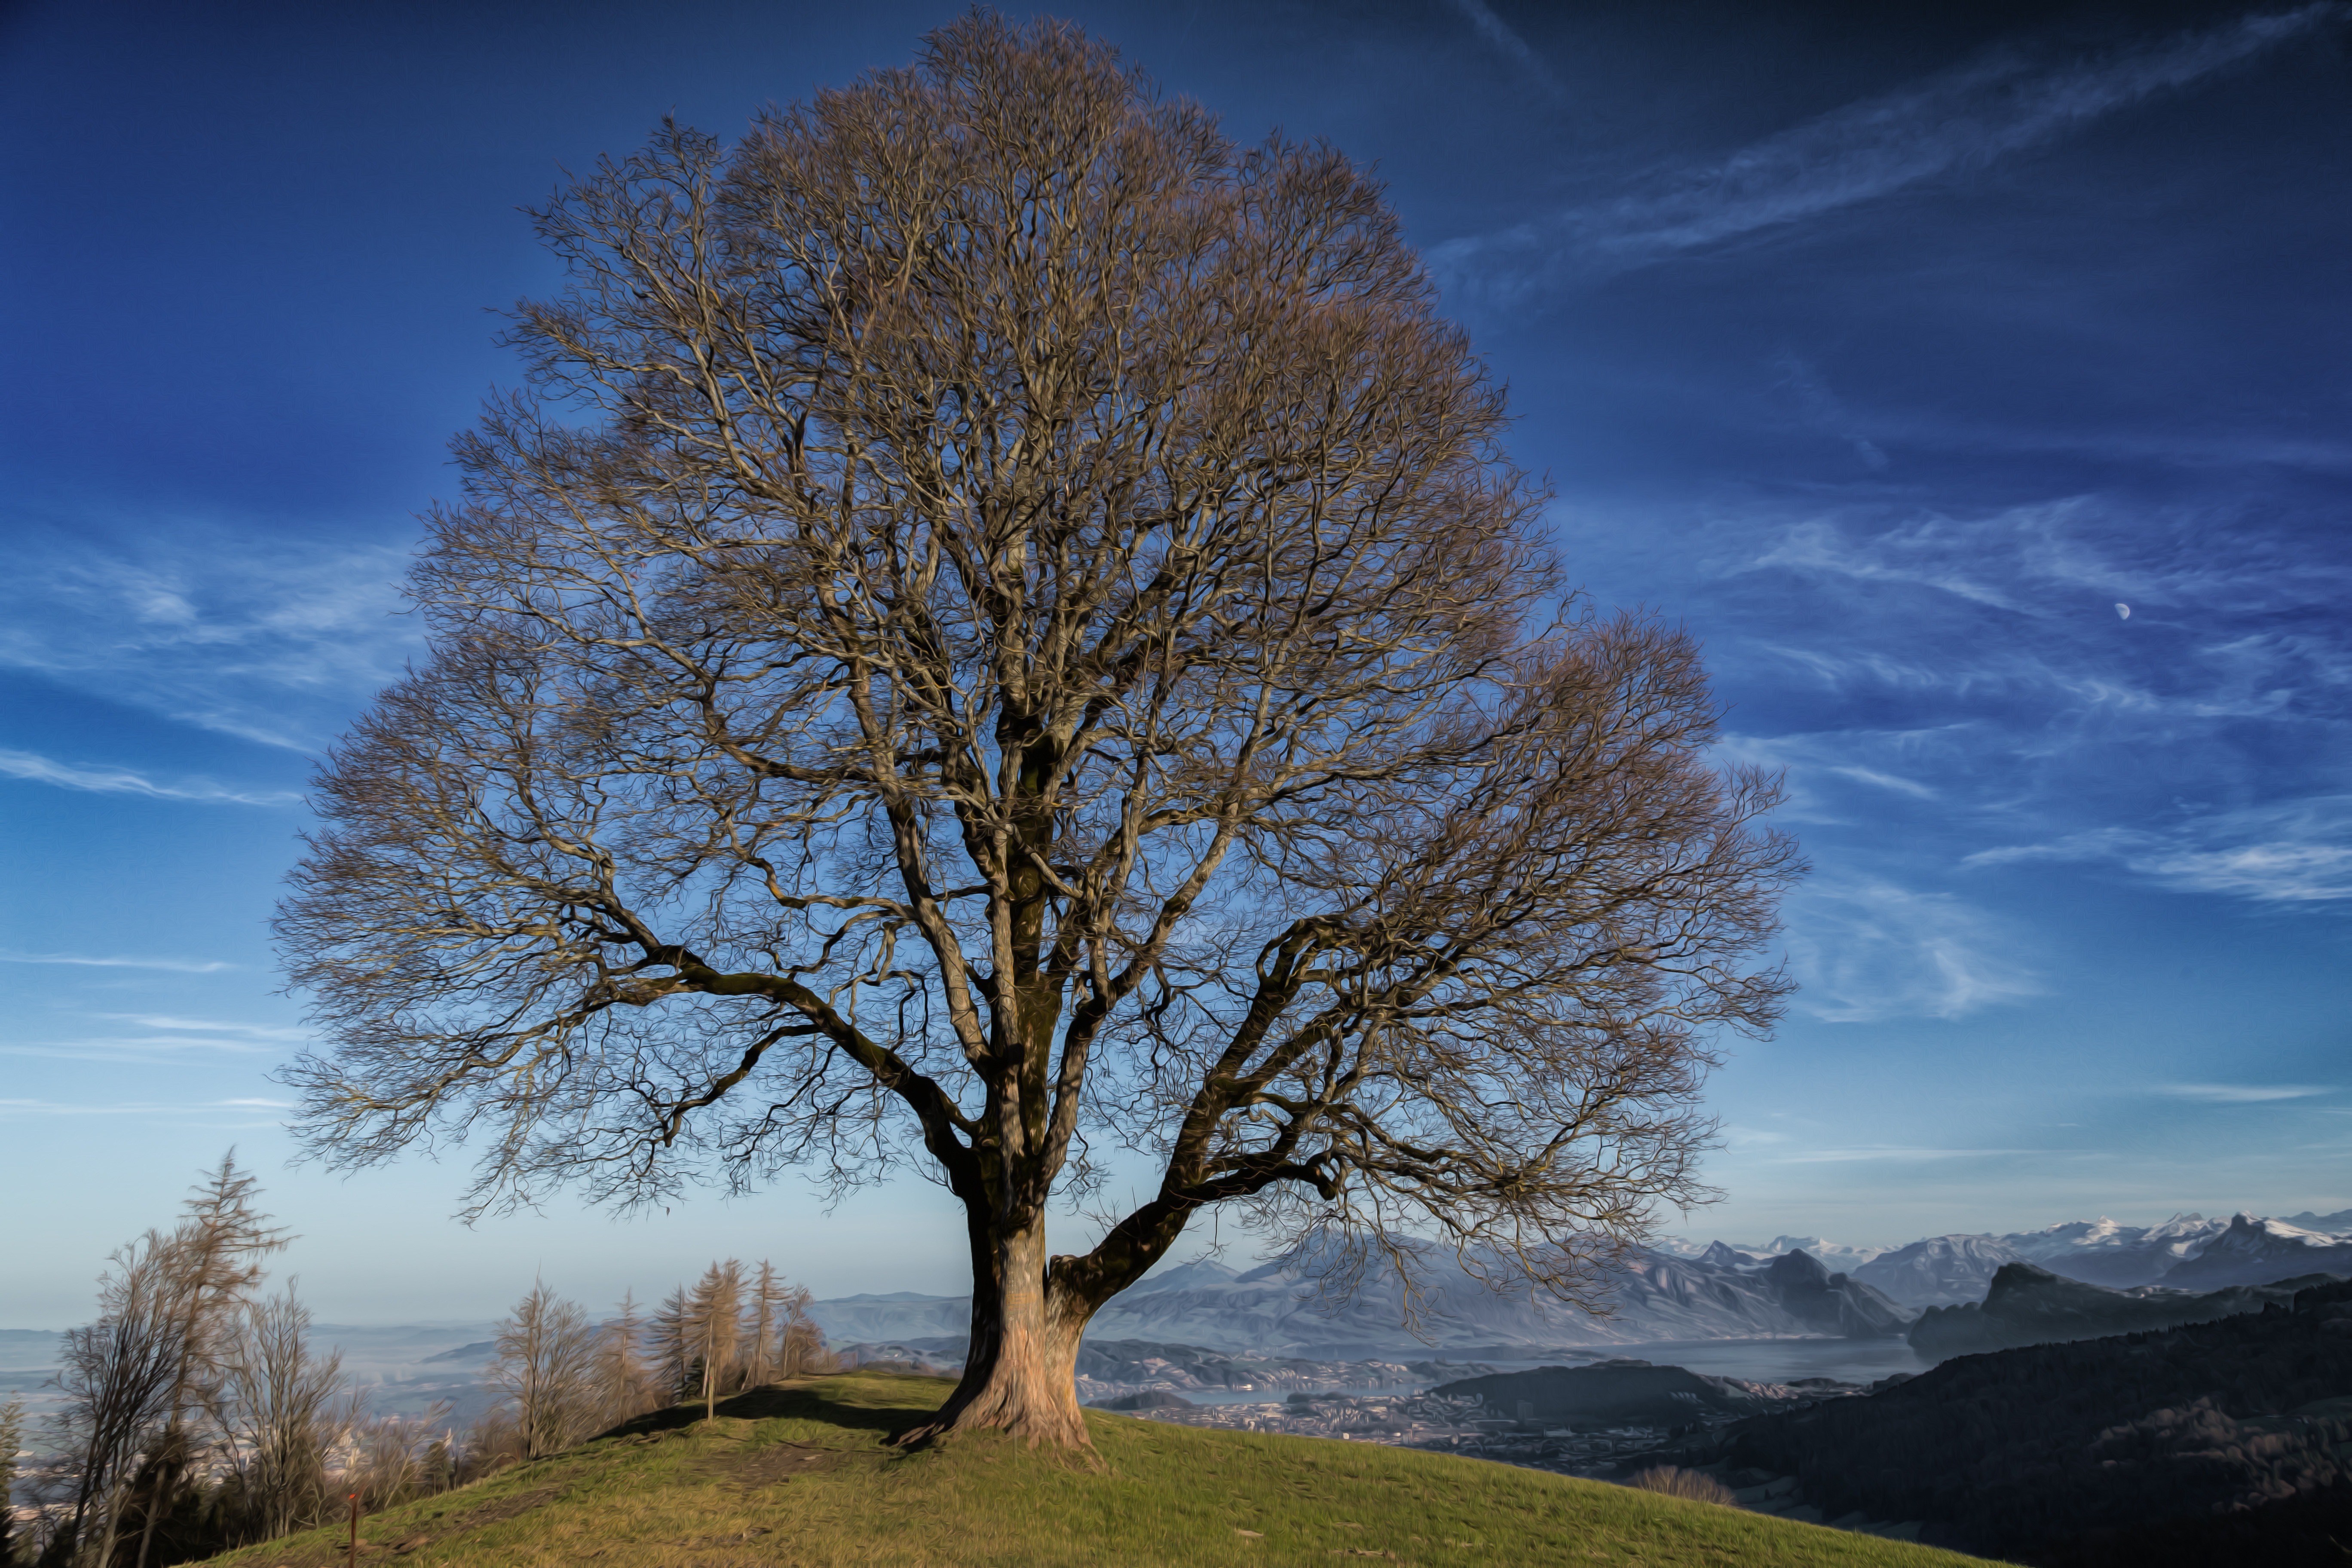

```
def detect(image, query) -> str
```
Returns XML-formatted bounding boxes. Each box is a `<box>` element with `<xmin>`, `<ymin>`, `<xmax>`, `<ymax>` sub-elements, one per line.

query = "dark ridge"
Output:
<box><xmin>1697</xmin><ymin>1276</ymin><xmax>2352</xmax><ymax>1562</ymax></box>
<box><xmin>1430</xmin><ymin>1360</ymin><xmax>1784</xmax><ymax>1429</ymax></box>
<box><xmin>1909</xmin><ymin>1263</ymin><xmax>2339</xmax><ymax>1358</ymax></box>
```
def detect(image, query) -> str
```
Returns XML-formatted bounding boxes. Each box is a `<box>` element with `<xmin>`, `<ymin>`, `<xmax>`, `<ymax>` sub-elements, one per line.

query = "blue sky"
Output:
<box><xmin>3</xmin><ymin>0</ymin><xmax>2348</xmax><ymax>1326</ymax></box>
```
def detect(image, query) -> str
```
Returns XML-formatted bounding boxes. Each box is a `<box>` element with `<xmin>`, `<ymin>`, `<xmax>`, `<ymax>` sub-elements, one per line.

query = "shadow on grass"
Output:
<box><xmin>600</xmin><ymin>1372</ymin><xmax>955</xmax><ymax>1445</ymax></box>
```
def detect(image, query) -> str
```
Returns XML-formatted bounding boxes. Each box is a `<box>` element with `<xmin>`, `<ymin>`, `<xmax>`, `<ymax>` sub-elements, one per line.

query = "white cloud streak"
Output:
<box><xmin>1438</xmin><ymin>5</ymin><xmax>2348</xmax><ymax>287</ymax></box>
<box><xmin>94</xmin><ymin>1014</ymin><xmax>310</xmax><ymax>1042</ymax></box>
<box><xmin>0</xmin><ymin>951</ymin><xmax>235</xmax><ymax>974</ymax></box>
<box><xmin>1970</xmin><ymin>797</ymin><xmax>2352</xmax><ymax>903</ymax></box>
<box><xmin>0</xmin><ymin>1013</ymin><xmax>308</xmax><ymax>1063</ymax></box>
<box><xmin>1775</xmin><ymin>1145</ymin><xmax>2044</xmax><ymax>1164</ymax></box>
<box><xmin>1442</xmin><ymin>0</ymin><xmax>1562</xmax><ymax>96</ymax></box>
<box><xmin>2158</xmin><ymin>1084</ymin><xmax>2331</xmax><ymax>1103</ymax></box>
<box><xmin>0</xmin><ymin>1097</ymin><xmax>293</xmax><ymax>1118</ymax></box>
<box><xmin>0</xmin><ymin>748</ymin><xmax>298</xmax><ymax>807</ymax></box>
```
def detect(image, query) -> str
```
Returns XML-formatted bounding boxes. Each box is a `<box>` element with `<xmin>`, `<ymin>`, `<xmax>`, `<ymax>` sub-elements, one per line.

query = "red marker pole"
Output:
<box><xmin>348</xmin><ymin>1493</ymin><xmax>359</xmax><ymax>1568</ymax></box>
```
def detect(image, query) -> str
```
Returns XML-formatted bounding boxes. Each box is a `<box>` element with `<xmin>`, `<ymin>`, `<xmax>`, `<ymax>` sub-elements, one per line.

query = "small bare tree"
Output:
<box><xmin>776</xmin><ymin>1290</ymin><xmax>828</xmax><ymax>1381</ymax></box>
<box><xmin>277</xmin><ymin>14</ymin><xmax>1798</xmax><ymax>1446</ymax></box>
<box><xmin>210</xmin><ymin>1285</ymin><xmax>347</xmax><ymax>1544</ymax></box>
<box><xmin>484</xmin><ymin>1285</ymin><xmax>599</xmax><ymax>1460</ymax></box>
<box><xmin>130</xmin><ymin>1154</ymin><xmax>287</xmax><ymax>1568</ymax></box>
<box><xmin>334</xmin><ymin>1403</ymin><xmax>453</xmax><ymax>1514</ymax></box>
<box><xmin>48</xmin><ymin>1233</ymin><xmax>182</xmax><ymax>1567</ymax></box>
<box><xmin>1</xmin><ymin>1392</ymin><xmax>24</xmax><ymax>1566</ymax></box>
<box><xmin>591</xmin><ymin>1292</ymin><xmax>657</xmax><ymax>1427</ymax></box>
<box><xmin>742</xmin><ymin>1263</ymin><xmax>822</xmax><ymax>1386</ymax></box>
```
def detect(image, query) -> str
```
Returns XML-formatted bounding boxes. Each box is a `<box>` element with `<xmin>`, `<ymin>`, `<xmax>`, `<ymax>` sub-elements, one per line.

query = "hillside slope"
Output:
<box><xmin>1708</xmin><ymin>1277</ymin><xmax>2352</xmax><ymax>1562</ymax></box>
<box><xmin>191</xmin><ymin>1372</ymin><xmax>1993</xmax><ymax>1568</ymax></box>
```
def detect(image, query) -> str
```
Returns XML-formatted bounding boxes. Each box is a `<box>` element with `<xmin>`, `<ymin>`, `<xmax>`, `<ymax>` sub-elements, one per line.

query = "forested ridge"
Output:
<box><xmin>1717</xmin><ymin>1277</ymin><xmax>2352</xmax><ymax>1560</ymax></box>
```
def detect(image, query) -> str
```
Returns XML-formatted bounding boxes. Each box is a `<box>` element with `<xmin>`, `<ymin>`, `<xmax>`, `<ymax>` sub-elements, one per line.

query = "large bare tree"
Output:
<box><xmin>277</xmin><ymin>14</ymin><xmax>1798</xmax><ymax>1447</ymax></box>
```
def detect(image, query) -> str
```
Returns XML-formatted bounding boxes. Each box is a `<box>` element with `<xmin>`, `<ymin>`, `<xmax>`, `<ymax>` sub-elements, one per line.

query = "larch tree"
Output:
<box><xmin>132</xmin><ymin>1154</ymin><xmax>287</xmax><ymax>1568</ymax></box>
<box><xmin>683</xmin><ymin>1262</ymin><xmax>745</xmax><ymax>1420</ymax></box>
<box><xmin>276</xmin><ymin>13</ymin><xmax>1799</xmax><ymax>1448</ymax></box>
<box><xmin>591</xmin><ymin>1292</ymin><xmax>655</xmax><ymax>1427</ymax></box>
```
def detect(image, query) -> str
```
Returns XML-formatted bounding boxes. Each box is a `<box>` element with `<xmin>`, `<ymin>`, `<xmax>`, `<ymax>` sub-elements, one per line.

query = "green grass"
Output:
<box><xmin>196</xmin><ymin>1371</ymin><xmax>1995</xmax><ymax>1567</ymax></box>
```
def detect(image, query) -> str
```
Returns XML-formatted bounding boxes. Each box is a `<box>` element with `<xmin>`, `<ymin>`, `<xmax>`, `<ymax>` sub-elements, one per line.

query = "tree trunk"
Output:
<box><xmin>908</xmin><ymin>1217</ymin><xmax>1093</xmax><ymax>1448</ymax></box>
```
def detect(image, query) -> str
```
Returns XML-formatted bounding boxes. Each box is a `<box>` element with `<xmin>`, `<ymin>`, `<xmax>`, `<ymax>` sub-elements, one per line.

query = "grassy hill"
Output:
<box><xmin>196</xmin><ymin>1371</ymin><xmax>1994</xmax><ymax>1567</ymax></box>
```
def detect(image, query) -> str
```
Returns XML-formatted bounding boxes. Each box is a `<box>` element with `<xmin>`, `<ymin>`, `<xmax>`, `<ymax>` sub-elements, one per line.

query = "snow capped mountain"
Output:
<box><xmin>1851</xmin><ymin>1235</ymin><xmax>2027</xmax><ymax>1307</ymax></box>
<box><xmin>811</xmin><ymin>1243</ymin><xmax>1914</xmax><ymax>1357</ymax></box>
<box><xmin>1651</xmin><ymin>1234</ymin><xmax>1888</xmax><ymax>1273</ymax></box>
<box><xmin>805</xmin><ymin>1204</ymin><xmax>2352</xmax><ymax>1359</ymax></box>
<box><xmin>2157</xmin><ymin>1213</ymin><xmax>2352</xmax><ymax>1289</ymax></box>
<box><xmin>1753</xmin><ymin>1235</ymin><xmax>1891</xmax><ymax>1273</ymax></box>
<box><xmin>1127</xmin><ymin>1259</ymin><xmax>1245</xmax><ymax>1295</ymax></box>
<box><xmin>2280</xmin><ymin>1209</ymin><xmax>2352</xmax><ymax>1231</ymax></box>
<box><xmin>2002</xmin><ymin>1214</ymin><xmax>2228</xmax><ymax>1288</ymax></box>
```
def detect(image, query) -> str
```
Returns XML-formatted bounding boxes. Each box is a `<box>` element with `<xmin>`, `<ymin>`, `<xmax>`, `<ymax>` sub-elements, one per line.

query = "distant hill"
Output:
<box><xmin>1431</xmin><ymin>1360</ymin><xmax>1794</xmax><ymax>1428</ymax></box>
<box><xmin>1908</xmin><ymin>1262</ymin><xmax>2338</xmax><ymax>1358</ymax></box>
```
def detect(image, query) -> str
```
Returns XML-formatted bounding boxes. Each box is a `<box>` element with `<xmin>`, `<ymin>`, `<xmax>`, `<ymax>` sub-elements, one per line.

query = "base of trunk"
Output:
<box><xmin>899</xmin><ymin>1295</ymin><xmax>1090</xmax><ymax>1449</ymax></box>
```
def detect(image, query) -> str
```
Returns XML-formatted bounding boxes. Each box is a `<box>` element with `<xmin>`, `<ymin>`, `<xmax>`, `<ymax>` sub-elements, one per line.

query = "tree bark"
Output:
<box><xmin>910</xmin><ymin>1217</ymin><xmax>1093</xmax><ymax>1449</ymax></box>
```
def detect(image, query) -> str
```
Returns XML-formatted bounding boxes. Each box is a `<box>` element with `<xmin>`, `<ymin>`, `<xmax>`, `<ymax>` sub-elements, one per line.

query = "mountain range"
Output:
<box><xmin>1700</xmin><ymin>1210</ymin><xmax>2352</xmax><ymax>1306</ymax></box>
<box><xmin>812</xmin><ymin>1242</ymin><xmax>1912</xmax><ymax>1357</ymax></box>
<box><xmin>804</xmin><ymin>1209</ymin><xmax>2352</xmax><ymax>1357</ymax></box>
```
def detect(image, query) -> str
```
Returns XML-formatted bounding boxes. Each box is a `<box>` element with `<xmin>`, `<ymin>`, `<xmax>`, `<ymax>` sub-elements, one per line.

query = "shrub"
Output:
<box><xmin>1630</xmin><ymin>1465</ymin><xmax>1737</xmax><ymax>1504</ymax></box>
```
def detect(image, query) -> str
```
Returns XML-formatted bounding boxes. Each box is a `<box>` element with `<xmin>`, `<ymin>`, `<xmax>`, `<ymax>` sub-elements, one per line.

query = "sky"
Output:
<box><xmin>3</xmin><ymin>0</ymin><xmax>2348</xmax><ymax>1327</ymax></box>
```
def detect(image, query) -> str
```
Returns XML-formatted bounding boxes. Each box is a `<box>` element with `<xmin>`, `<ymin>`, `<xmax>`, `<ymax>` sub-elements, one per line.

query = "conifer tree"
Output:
<box><xmin>743</xmin><ymin>1264</ymin><xmax>780</xmax><ymax>1390</ymax></box>
<box><xmin>651</xmin><ymin>1287</ymin><xmax>693</xmax><ymax>1407</ymax></box>
<box><xmin>685</xmin><ymin>1262</ymin><xmax>744</xmax><ymax>1420</ymax></box>
<box><xmin>591</xmin><ymin>1292</ymin><xmax>654</xmax><ymax>1426</ymax></box>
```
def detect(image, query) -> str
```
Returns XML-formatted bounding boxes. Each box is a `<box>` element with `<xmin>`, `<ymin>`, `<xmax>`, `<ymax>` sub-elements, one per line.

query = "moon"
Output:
<box><xmin>2115</xmin><ymin>603</ymin><xmax>2132</xmax><ymax>619</ymax></box>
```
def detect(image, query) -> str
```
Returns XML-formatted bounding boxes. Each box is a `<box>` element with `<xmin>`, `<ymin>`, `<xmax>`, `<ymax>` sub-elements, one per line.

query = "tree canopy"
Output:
<box><xmin>277</xmin><ymin>12</ymin><xmax>1799</xmax><ymax>1445</ymax></box>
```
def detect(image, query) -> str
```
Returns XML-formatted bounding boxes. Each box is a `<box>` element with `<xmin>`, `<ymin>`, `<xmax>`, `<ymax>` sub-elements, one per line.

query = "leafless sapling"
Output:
<box><xmin>484</xmin><ymin>1285</ymin><xmax>598</xmax><ymax>1460</ymax></box>
<box><xmin>208</xmin><ymin>1285</ymin><xmax>348</xmax><ymax>1544</ymax></box>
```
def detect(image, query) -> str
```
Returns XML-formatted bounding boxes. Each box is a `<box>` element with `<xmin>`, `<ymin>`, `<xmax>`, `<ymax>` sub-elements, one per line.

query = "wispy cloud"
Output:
<box><xmin>1781</xmin><ymin>878</ymin><xmax>2042</xmax><ymax>1023</ymax></box>
<box><xmin>1715</xmin><ymin>729</ymin><xmax>1956</xmax><ymax>817</ymax></box>
<box><xmin>0</xmin><ymin>1097</ymin><xmax>292</xmax><ymax>1119</ymax></box>
<box><xmin>2158</xmin><ymin>1083</ymin><xmax>2331</xmax><ymax>1103</ymax></box>
<box><xmin>1441</xmin><ymin>0</ymin><xmax>1561</xmax><ymax>96</ymax></box>
<box><xmin>0</xmin><ymin>748</ymin><xmax>298</xmax><ymax>807</ymax></box>
<box><xmin>1970</xmin><ymin>797</ymin><xmax>2352</xmax><ymax>903</ymax></box>
<box><xmin>0</xmin><ymin>527</ymin><xmax>418</xmax><ymax>750</ymax></box>
<box><xmin>1437</xmin><ymin>5</ymin><xmax>2348</xmax><ymax>290</ymax></box>
<box><xmin>0</xmin><ymin>1015</ymin><xmax>308</xmax><ymax>1064</ymax></box>
<box><xmin>0</xmin><ymin>951</ymin><xmax>236</xmax><ymax>974</ymax></box>
<box><xmin>94</xmin><ymin>1014</ymin><xmax>310</xmax><ymax>1043</ymax></box>
<box><xmin>1776</xmin><ymin>1145</ymin><xmax>2044</xmax><ymax>1164</ymax></box>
